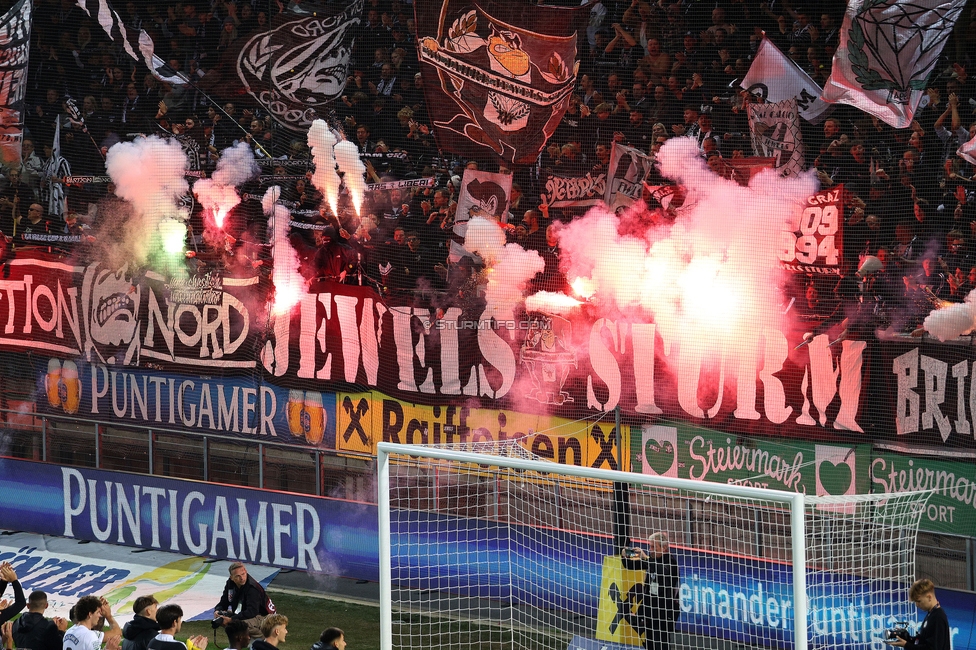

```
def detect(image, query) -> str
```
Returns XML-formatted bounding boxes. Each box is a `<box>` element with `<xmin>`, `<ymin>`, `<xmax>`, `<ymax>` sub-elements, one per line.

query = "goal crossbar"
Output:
<box><xmin>377</xmin><ymin>441</ymin><xmax>810</xmax><ymax>650</ymax></box>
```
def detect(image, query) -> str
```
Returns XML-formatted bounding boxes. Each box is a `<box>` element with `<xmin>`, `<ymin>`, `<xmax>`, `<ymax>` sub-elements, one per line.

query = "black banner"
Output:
<box><xmin>235</xmin><ymin>0</ymin><xmax>362</xmax><ymax>131</ymax></box>
<box><xmin>414</xmin><ymin>0</ymin><xmax>587</xmax><ymax>165</ymax></box>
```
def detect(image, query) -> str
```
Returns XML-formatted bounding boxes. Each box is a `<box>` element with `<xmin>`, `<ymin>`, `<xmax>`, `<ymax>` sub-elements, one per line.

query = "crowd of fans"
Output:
<box><xmin>3</xmin><ymin>0</ymin><xmax>976</xmax><ymax>336</ymax></box>
<box><xmin>0</xmin><ymin>562</ymin><xmax>348</xmax><ymax>650</ymax></box>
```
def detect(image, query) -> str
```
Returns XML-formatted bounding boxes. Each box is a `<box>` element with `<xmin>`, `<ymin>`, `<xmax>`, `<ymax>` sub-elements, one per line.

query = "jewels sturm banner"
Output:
<box><xmin>3</xmin><ymin>251</ymin><xmax>976</xmax><ymax>450</ymax></box>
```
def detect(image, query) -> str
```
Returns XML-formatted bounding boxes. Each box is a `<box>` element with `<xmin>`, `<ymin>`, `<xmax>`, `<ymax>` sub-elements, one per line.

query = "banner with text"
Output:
<box><xmin>779</xmin><ymin>185</ymin><xmax>844</xmax><ymax>275</ymax></box>
<box><xmin>336</xmin><ymin>391</ymin><xmax>628</xmax><ymax>470</ymax></box>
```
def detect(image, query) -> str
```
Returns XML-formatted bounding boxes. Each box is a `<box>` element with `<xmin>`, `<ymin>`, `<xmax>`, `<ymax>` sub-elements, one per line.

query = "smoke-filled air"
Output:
<box><xmin>464</xmin><ymin>216</ymin><xmax>545</xmax><ymax>334</ymax></box>
<box><xmin>333</xmin><ymin>140</ymin><xmax>366</xmax><ymax>216</ymax></box>
<box><xmin>193</xmin><ymin>142</ymin><xmax>260</xmax><ymax>228</ymax></box>
<box><xmin>104</xmin><ymin>136</ymin><xmax>190</xmax><ymax>265</ymax></box>
<box><xmin>263</xmin><ymin>186</ymin><xmax>304</xmax><ymax>315</ymax></box>
<box><xmin>535</xmin><ymin>137</ymin><xmax>817</xmax><ymax>363</ymax></box>
<box><xmin>307</xmin><ymin>119</ymin><xmax>343</xmax><ymax>216</ymax></box>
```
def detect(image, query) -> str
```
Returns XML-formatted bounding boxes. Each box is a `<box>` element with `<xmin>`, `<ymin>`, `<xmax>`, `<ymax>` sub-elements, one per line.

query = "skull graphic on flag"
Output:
<box><xmin>416</xmin><ymin>0</ymin><xmax>584</xmax><ymax>165</ymax></box>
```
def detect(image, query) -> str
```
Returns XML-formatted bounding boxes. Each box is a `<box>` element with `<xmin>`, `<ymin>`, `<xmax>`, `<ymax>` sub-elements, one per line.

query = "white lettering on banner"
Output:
<box><xmin>872</xmin><ymin>458</ymin><xmax>976</xmax><ymax>517</ymax></box>
<box><xmin>687</xmin><ymin>436</ymin><xmax>804</xmax><ymax>490</ymax></box>
<box><xmin>61</xmin><ymin>469</ymin><xmax>325</xmax><ymax>568</ymax></box>
<box><xmin>288</xmin><ymin>294</ymin><xmax>863</xmax><ymax>429</ymax></box>
<box><xmin>893</xmin><ymin>349</ymin><xmax>968</xmax><ymax>441</ymax></box>
<box><xmin>86</xmin><ymin>365</ymin><xmax>277</xmax><ymax>437</ymax></box>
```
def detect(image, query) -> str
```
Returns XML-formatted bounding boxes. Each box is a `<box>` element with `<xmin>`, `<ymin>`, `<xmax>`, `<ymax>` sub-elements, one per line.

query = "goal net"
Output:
<box><xmin>377</xmin><ymin>441</ymin><xmax>931</xmax><ymax>650</ymax></box>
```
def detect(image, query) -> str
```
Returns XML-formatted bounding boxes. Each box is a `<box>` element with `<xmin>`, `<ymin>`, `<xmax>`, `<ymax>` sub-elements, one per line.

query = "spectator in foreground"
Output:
<box><xmin>12</xmin><ymin>590</ymin><xmax>68</xmax><ymax>650</ymax></box>
<box><xmin>0</xmin><ymin>563</ymin><xmax>26</xmax><ymax>626</ymax></box>
<box><xmin>63</xmin><ymin>596</ymin><xmax>121</xmax><ymax>650</ymax></box>
<box><xmin>310</xmin><ymin>628</ymin><xmax>345</xmax><ymax>650</ymax></box>
<box><xmin>251</xmin><ymin>615</ymin><xmax>287</xmax><ymax>650</ymax></box>
<box><xmin>122</xmin><ymin>596</ymin><xmax>160</xmax><ymax>650</ymax></box>
<box><xmin>147</xmin><ymin>605</ymin><xmax>208</xmax><ymax>650</ymax></box>
<box><xmin>223</xmin><ymin>621</ymin><xmax>250</xmax><ymax>650</ymax></box>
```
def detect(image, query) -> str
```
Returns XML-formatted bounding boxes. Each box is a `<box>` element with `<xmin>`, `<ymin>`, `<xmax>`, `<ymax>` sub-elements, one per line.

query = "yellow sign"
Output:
<box><xmin>335</xmin><ymin>391</ymin><xmax>629</xmax><ymax>470</ymax></box>
<box><xmin>596</xmin><ymin>555</ymin><xmax>645</xmax><ymax>646</ymax></box>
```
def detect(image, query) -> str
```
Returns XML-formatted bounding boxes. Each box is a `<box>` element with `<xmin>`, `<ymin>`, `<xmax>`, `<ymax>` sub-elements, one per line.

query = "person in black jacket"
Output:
<box><xmin>11</xmin><ymin>591</ymin><xmax>67</xmax><ymax>650</ymax></box>
<box><xmin>310</xmin><ymin>628</ymin><xmax>345</xmax><ymax>650</ymax></box>
<box><xmin>122</xmin><ymin>596</ymin><xmax>160</xmax><ymax>650</ymax></box>
<box><xmin>890</xmin><ymin>579</ymin><xmax>950</xmax><ymax>650</ymax></box>
<box><xmin>620</xmin><ymin>532</ymin><xmax>680</xmax><ymax>650</ymax></box>
<box><xmin>214</xmin><ymin>563</ymin><xmax>275</xmax><ymax>639</ymax></box>
<box><xmin>0</xmin><ymin>563</ymin><xmax>26</xmax><ymax>627</ymax></box>
<box><xmin>147</xmin><ymin>605</ymin><xmax>208</xmax><ymax>650</ymax></box>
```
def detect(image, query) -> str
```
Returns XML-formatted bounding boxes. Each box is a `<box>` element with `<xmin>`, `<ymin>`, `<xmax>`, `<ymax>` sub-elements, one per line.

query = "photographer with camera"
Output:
<box><xmin>213</xmin><ymin>563</ymin><xmax>275</xmax><ymax>640</ymax></box>
<box><xmin>887</xmin><ymin>579</ymin><xmax>949</xmax><ymax>650</ymax></box>
<box><xmin>620</xmin><ymin>532</ymin><xmax>680</xmax><ymax>650</ymax></box>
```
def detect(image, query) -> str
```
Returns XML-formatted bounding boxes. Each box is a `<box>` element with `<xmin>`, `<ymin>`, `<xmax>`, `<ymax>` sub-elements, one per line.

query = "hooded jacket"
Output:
<box><xmin>122</xmin><ymin>615</ymin><xmax>161</xmax><ymax>650</ymax></box>
<box><xmin>12</xmin><ymin>611</ymin><xmax>64</xmax><ymax>650</ymax></box>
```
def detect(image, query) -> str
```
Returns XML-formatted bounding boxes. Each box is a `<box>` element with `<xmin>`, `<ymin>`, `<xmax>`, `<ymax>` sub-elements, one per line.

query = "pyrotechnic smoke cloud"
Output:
<box><xmin>550</xmin><ymin>136</ymin><xmax>817</xmax><ymax>358</ymax></box>
<box><xmin>263</xmin><ymin>186</ymin><xmax>304</xmax><ymax>314</ymax></box>
<box><xmin>923</xmin><ymin>291</ymin><xmax>976</xmax><ymax>341</ymax></box>
<box><xmin>194</xmin><ymin>142</ymin><xmax>259</xmax><ymax>227</ymax></box>
<box><xmin>104</xmin><ymin>136</ymin><xmax>190</xmax><ymax>265</ymax></box>
<box><xmin>307</xmin><ymin>120</ymin><xmax>342</xmax><ymax>216</ymax></box>
<box><xmin>464</xmin><ymin>216</ymin><xmax>545</xmax><ymax>330</ymax></box>
<box><xmin>333</xmin><ymin>140</ymin><xmax>366</xmax><ymax>216</ymax></box>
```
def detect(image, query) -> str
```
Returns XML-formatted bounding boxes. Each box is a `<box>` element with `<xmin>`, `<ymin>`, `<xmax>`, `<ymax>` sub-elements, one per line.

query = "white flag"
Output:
<box><xmin>741</xmin><ymin>37</ymin><xmax>829</xmax><ymax>123</ymax></box>
<box><xmin>605</xmin><ymin>143</ymin><xmax>654</xmax><ymax>211</ymax></box>
<box><xmin>748</xmin><ymin>98</ymin><xmax>805</xmax><ymax>176</ymax></box>
<box><xmin>821</xmin><ymin>0</ymin><xmax>966</xmax><ymax>128</ymax></box>
<box><xmin>449</xmin><ymin>169</ymin><xmax>512</xmax><ymax>262</ymax></box>
<box><xmin>958</xmin><ymin>134</ymin><xmax>976</xmax><ymax>166</ymax></box>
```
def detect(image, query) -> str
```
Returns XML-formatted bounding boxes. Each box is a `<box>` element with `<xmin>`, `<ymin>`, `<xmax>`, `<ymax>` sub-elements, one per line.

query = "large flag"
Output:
<box><xmin>0</xmin><ymin>0</ymin><xmax>32</xmax><ymax>165</ymax></box>
<box><xmin>741</xmin><ymin>37</ymin><xmax>829</xmax><ymax>123</ymax></box>
<box><xmin>605</xmin><ymin>143</ymin><xmax>654</xmax><ymax>211</ymax></box>
<box><xmin>75</xmin><ymin>0</ymin><xmax>186</xmax><ymax>85</ymax></box>
<box><xmin>414</xmin><ymin>0</ymin><xmax>588</xmax><ymax>165</ymax></box>
<box><xmin>235</xmin><ymin>0</ymin><xmax>362</xmax><ymax>132</ymax></box>
<box><xmin>747</xmin><ymin>98</ymin><xmax>805</xmax><ymax>177</ymax></box>
<box><xmin>821</xmin><ymin>0</ymin><xmax>966</xmax><ymax>128</ymax></box>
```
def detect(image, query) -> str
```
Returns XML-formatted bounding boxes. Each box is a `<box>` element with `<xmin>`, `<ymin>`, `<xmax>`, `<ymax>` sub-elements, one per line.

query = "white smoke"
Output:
<box><xmin>263</xmin><ymin>186</ymin><xmax>304</xmax><ymax>314</ymax></box>
<box><xmin>307</xmin><ymin>120</ymin><xmax>342</xmax><ymax>216</ymax></box>
<box><xmin>464</xmin><ymin>216</ymin><xmax>545</xmax><ymax>329</ymax></box>
<box><xmin>923</xmin><ymin>291</ymin><xmax>976</xmax><ymax>341</ymax></box>
<box><xmin>333</xmin><ymin>140</ymin><xmax>366</xmax><ymax>216</ymax></box>
<box><xmin>104</xmin><ymin>136</ymin><xmax>190</xmax><ymax>264</ymax></box>
<box><xmin>193</xmin><ymin>141</ymin><xmax>259</xmax><ymax>227</ymax></box>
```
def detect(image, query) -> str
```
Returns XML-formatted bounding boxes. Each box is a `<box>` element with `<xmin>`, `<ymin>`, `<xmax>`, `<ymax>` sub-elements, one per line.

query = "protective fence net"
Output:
<box><xmin>380</xmin><ymin>442</ymin><xmax>931</xmax><ymax>650</ymax></box>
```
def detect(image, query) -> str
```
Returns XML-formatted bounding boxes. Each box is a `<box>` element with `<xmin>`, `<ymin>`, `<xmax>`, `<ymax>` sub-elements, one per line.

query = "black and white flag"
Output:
<box><xmin>747</xmin><ymin>98</ymin><xmax>805</xmax><ymax>177</ymax></box>
<box><xmin>75</xmin><ymin>0</ymin><xmax>187</xmax><ymax>86</ymax></box>
<box><xmin>821</xmin><ymin>0</ymin><xmax>966</xmax><ymax>128</ymax></box>
<box><xmin>0</xmin><ymin>0</ymin><xmax>32</xmax><ymax>164</ymax></box>
<box><xmin>235</xmin><ymin>0</ymin><xmax>362</xmax><ymax>131</ymax></box>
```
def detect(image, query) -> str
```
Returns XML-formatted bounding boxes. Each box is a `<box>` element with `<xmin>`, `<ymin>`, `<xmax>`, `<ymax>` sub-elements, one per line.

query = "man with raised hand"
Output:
<box><xmin>63</xmin><ymin>596</ymin><xmax>121</xmax><ymax>650</ymax></box>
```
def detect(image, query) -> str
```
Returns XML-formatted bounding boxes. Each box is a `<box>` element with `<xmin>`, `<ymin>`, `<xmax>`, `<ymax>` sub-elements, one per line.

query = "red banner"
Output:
<box><xmin>780</xmin><ymin>185</ymin><xmax>844</xmax><ymax>275</ymax></box>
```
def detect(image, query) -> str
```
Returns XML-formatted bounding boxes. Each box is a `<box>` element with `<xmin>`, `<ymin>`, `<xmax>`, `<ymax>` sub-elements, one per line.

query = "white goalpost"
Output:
<box><xmin>377</xmin><ymin>441</ymin><xmax>931</xmax><ymax>650</ymax></box>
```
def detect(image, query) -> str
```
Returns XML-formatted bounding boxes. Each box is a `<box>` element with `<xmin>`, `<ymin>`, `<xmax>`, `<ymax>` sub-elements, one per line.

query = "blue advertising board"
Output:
<box><xmin>0</xmin><ymin>458</ymin><xmax>972</xmax><ymax>649</ymax></box>
<box><xmin>0</xmin><ymin>458</ymin><xmax>377</xmax><ymax>578</ymax></box>
<box><xmin>33</xmin><ymin>357</ymin><xmax>337</xmax><ymax>448</ymax></box>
